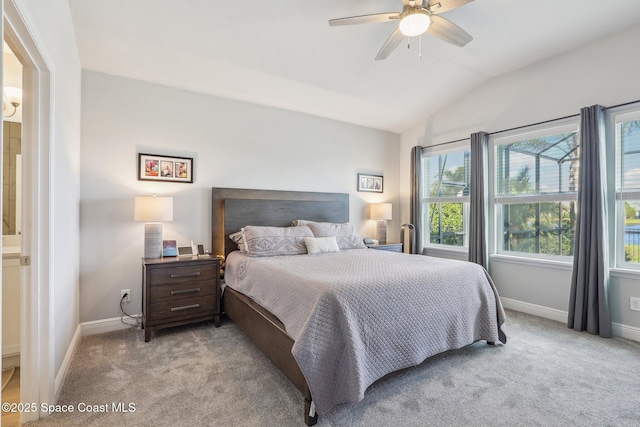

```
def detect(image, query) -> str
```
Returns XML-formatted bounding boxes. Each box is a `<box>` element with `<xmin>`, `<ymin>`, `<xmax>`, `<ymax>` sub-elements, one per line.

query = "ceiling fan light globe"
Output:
<box><xmin>399</xmin><ymin>12</ymin><xmax>430</xmax><ymax>37</ymax></box>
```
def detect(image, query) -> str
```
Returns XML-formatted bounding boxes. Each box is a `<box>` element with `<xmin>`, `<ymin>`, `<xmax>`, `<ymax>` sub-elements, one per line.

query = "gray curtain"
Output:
<box><xmin>568</xmin><ymin>105</ymin><xmax>612</xmax><ymax>337</ymax></box>
<box><xmin>410</xmin><ymin>146</ymin><xmax>423</xmax><ymax>254</ymax></box>
<box><xmin>468</xmin><ymin>132</ymin><xmax>489</xmax><ymax>269</ymax></box>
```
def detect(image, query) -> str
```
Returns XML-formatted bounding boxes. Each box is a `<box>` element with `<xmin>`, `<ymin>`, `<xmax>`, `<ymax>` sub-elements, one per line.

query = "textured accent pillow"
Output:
<box><xmin>244</xmin><ymin>225</ymin><xmax>314</xmax><ymax>257</ymax></box>
<box><xmin>291</xmin><ymin>219</ymin><xmax>315</xmax><ymax>226</ymax></box>
<box><xmin>307</xmin><ymin>222</ymin><xmax>367</xmax><ymax>250</ymax></box>
<box><xmin>229</xmin><ymin>229</ymin><xmax>248</xmax><ymax>253</ymax></box>
<box><xmin>304</xmin><ymin>236</ymin><xmax>340</xmax><ymax>255</ymax></box>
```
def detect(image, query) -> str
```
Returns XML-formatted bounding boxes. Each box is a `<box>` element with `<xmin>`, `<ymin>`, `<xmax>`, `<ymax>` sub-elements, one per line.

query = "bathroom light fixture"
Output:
<box><xmin>134</xmin><ymin>195</ymin><xmax>173</xmax><ymax>258</ymax></box>
<box><xmin>370</xmin><ymin>203</ymin><xmax>392</xmax><ymax>244</ymax></box>
<box><xmin>3</xmin><ymin>86</ymin><xmax>22</xmax><ymax>118</ymax></box>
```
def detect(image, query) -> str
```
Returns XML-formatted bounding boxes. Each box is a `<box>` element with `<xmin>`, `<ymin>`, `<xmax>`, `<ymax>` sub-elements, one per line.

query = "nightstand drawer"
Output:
<box><xmin>142</xmin><ymin>256</ymin><xmax>221</xmax><ymax>341</ymax></box>
<box><xmin>149</xmin><ymin>264</ymin><xmax>217</xmax><ymax>285</ymax></box>
<box><xmin>150</xmin><ymin>281</ymin><xmax>215</xmax><ymax>303</ymax></box>
<box><xmin>148</xmin><ymin>295</ymin><xmax>217</xmax><ymax>323</ymax></box>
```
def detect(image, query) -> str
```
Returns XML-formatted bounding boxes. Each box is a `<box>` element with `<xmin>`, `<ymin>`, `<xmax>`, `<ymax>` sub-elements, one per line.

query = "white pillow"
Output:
<box><xmin>304</xmin><ymin>236</ymin><xmax>340</xmax><ymax>255</ymax></box>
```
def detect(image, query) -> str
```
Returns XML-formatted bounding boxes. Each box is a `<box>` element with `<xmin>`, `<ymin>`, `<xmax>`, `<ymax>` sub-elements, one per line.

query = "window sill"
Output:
<box><xmin>611</xmin><ymin>268</ymin><xmax>640</xmax><ymax>280</ymax></box>
<box><xmin>490</xmin><ymin>254</ymin><xmax>573</xmax><ymax>271</ymax></box>
<box><xmin>422</xmin><ymin>245</ymin><xmax>467</xmax><ymax>260</ymax></box>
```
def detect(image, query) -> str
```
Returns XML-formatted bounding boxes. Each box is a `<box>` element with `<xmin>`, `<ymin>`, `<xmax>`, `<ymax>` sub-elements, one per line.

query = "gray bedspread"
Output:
<box><xmin>225</xmin><ymin>249</ymin><xmax>507</xmax><ymax>415</ymax></box>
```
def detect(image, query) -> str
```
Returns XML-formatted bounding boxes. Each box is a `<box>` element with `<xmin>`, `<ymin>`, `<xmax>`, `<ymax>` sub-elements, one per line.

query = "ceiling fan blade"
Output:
<box><xmin>427</xmin><ymin>0</ymin><xmax>474</xmax><ymax>14</ymax></box>
<box><xmin>329</xmin><ymin>13</ymin><xmax>400</xmax><ymax>26</ymax></box>
<box><xmin>375</xmin><ymin>27</ymin><xmax>404</xmax><ymax>61</ymax></box>
<box><xmin>427</xmin><ymin>14</ymin><xmax>472</xmax><ymax>47</ymax></box>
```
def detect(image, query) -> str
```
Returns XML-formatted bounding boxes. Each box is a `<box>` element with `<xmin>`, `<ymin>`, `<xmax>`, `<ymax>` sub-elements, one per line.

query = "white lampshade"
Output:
<box><xmin>399</xmin><ymin>11</ymin><xmax>431</xmax><ymax>37</ymax></box>
<box><xmin>370</xmin><ymin>203</ymin><xmax>392</xmax><ymax>221</ymax></box>
<box><xmin>4</xmin><ymin>86</ymin><xmax>22</xmax><ymax>105</ymax></box>
<box><xmin>135</xmin><ymin>196</ymin><xmax>173</xmax><ymax>258</ymax></box>
<box><xmin>134</xmin><ymin>196</ymin><xmax>173</xmax><ymax>222</ymax></box>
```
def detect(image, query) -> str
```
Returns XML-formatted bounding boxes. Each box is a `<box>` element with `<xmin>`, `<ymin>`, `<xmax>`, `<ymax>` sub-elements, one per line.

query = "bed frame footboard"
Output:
<box><xmin>223</xmin><ymin>286</ymin><xmax>318</xmax><ymax>426</ymax></box>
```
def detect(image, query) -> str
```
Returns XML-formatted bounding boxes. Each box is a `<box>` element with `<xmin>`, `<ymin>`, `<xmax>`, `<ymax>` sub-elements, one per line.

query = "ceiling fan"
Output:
<box><xmin>329</xmin><ymin>0</ymin><xmax>474</xmax><ymax>60</ymax></box>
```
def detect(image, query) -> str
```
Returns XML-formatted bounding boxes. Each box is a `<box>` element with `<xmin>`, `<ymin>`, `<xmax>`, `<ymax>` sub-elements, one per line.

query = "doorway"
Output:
<box><xmin>1</xmin><ymin>0</ymin><xmax>53</xmax><ymax>424</ymax></box>
<box><xmin>1</xmin><ymin>38</ymin><xmax>23</xmax><ymax>427</ymax></box>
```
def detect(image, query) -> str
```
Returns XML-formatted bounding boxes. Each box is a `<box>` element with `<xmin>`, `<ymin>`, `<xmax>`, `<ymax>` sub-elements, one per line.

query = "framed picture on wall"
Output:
<box><xmin>357</xmin><ymin>173</ymin><xmax>383</xmax><ymax>193</ymax></box>
<box><xmin>138</xmin><ymin>153</ymin><xmax>194</xmax><ymax>183</ymax></box>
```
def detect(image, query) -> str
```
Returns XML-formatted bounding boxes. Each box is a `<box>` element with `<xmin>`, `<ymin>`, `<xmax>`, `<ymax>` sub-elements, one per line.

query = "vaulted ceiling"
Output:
<box><xmin>69</xmin><ymin>0</ymin><xmax>640</xmax><ymax>134</ymax></box>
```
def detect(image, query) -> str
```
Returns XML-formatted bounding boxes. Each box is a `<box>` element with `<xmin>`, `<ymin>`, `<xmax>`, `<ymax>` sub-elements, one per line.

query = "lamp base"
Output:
<box><xmin>144</xmin><ymin>223</ymin><xmax>163</xmax><ymax>258</ymax></box>
<box><xmin>376</xmin><ymin>220</ymin><xmax>387</xmax><ymax>244</ymax></box>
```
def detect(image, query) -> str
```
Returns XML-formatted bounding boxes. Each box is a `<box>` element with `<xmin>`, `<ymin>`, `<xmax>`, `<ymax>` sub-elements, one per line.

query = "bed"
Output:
<box><xmin>212</xmin><ymin>187</ymin><xmax>506</xmax><ymax>425</ymax></box>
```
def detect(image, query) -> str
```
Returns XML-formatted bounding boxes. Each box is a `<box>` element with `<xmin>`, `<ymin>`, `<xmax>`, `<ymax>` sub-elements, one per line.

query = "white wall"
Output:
<box><xmin>79</xmin><ymin>71</ymin><xmax>400</xmax><ymax>323</ymax></box>
<box><xmin>14</xmin><ymin>0</ymin><xmax>82</xmax><ymax>389</ymax></box>
<box><xmin>400</xmin><ymin>24</ymin><xmax>640</xmax><ymax>335</ymax></box>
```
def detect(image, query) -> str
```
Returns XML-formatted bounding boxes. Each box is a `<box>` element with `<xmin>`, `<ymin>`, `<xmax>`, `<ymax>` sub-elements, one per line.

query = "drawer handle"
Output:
<box><xmin>170</xmin><ymin>304</ymin><xmax>200</xmax><ymax>312</ymax></box>
<box><xmin>170</xmin><ymin>272</ymin><xmax>201</xmax><ymax>278</ymax></box>
<box><xmin>170</xmin><ymin>288</ymin><xmax>201</xmax><ymax>295</ymax></box>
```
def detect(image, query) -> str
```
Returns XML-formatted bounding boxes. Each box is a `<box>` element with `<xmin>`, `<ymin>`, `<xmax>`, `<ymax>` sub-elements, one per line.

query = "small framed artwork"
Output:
<box><xmin>162</xmin><ymin>240</ymin><xmax>178</xmax><ymax>257</ymax></box>
<box><xmin>138</xmin><ymin>153</ymin><xmax>194</xmax><ymax>183</ymax></box>
<box><xmin>357</xmin><ymin>173</ymin><xmax>383</xmax><ymax>193</ymax></box>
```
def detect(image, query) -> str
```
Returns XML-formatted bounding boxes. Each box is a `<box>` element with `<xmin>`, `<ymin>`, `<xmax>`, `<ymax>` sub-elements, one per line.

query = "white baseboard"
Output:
<box><xmin>55</xmin><ymin>324</ymin><xmax>81</xmax><ymax>400</ymax></box>
<box><xmin>501</xmin><ymin>297</ymin><xmax>640</xmax><ymax>342</ymax></box>
<box><xmin>80</xmin><ymin>314</ymin><xmax>141</xmax><ymax>336</ymax></box>
<box><xmin>2</xmin><ymin>343</ymin><xmax>20</xmax><ymax>357</ymax></box>
<box><xmin>612</xmin><ymin>322</ymin><xmax>640</xmax><ymax>342</ymax></box>
<box><xmin>500</xmin><ymin>297</ymin><xmax>568</xmax><ymax>323</ymax></box>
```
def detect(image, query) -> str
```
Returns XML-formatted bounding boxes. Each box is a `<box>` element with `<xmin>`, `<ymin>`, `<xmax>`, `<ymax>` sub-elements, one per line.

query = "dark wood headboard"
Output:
<box><xmin>211</xmin><ymin>188</ymin><xmax>349</xmax><ymax>259</ymax></box>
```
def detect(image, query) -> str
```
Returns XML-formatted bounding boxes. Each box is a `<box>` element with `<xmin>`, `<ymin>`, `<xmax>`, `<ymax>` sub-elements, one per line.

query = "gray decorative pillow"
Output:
<box><xmin>244</xmin><ymin>225</ymin><xmax>314</xmax><ymax>257</ymax></box>
<box><xmin>290</xmin><ymin>219</ymin><xmax>315</xmax><ymax>226</ymax></box>
<box><xmin>229</xmin><ymin>229</ymin><xmax>248</xmax><ymax>253</ymax></box>
<box><xmin>306</xmin><ymin>222</ymin><xmax>367</xmax><ymax>250</ymax></box>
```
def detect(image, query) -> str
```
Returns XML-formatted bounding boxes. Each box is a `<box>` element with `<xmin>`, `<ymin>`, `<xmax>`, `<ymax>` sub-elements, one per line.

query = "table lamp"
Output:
<box><xmin>370</xmin><ymin>203</ymin><xmax>392</xmax><ymax>244</ymax></box>
<box><xmin>134</xmin><ymin>195</ymin><xmax>173</xmax><ymax>258</ymax></box>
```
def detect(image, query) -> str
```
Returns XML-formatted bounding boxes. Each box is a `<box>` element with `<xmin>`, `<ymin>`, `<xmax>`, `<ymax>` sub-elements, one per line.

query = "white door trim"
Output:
<box><xmin>3</xmin><ymin>0</ymin><xmax>53</xmax><ymax>422</ymax></box>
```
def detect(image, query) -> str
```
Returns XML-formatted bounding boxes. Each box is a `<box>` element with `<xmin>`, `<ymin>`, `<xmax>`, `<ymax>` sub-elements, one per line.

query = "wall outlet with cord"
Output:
<box><xmin>121</xmin><ymin>289</ymin><xmax>130</xmax><ymax>303</ymax></box>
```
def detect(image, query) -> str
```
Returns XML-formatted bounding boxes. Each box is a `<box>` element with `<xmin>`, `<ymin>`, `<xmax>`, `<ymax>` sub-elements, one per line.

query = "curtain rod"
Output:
<box><xmin>489</xmin><ymin>113</ymin><xmax>579</xmax><ymax>136</ymax></box>
<box><xmin>424</xmin><ymin>98</ymin><xmax>640</xmax><ymax>149</ymax></box>
<box><xmin>604</xmin><ymin>99</ymin><xmax>640</xmax><ymax>111</ymax></box>
<box><xmin>425</xmin><ymin>137</ymin><xmax>470</xmax><ymax>149</ymax></box>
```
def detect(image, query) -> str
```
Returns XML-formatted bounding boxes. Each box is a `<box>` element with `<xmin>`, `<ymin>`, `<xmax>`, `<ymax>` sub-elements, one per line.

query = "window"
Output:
<box><xmin>422</xmin><ymin>143</ymin><xmax>470</xmax><ymax>248</ymax></box>
<box><xmin>493</xmin><ymin>124</ymin><xmax>580</xmax><ymax>257</ymax></box>
<box><xmin>614</xmin><ymin>109</ymin><xmax>640</xmax><ymax>266</ymax></box>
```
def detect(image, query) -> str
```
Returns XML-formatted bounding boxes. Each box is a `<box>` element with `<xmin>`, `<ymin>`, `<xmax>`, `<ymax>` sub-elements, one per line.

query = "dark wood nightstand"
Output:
<box><xmin>366</xmin><ymin>243</ymin><xmax>403</xmax><ymax>253</ymax></box>
<box><xmin>142</xmin><ymin>255</ymin><xmax>221</xmax><ymax>342</ymax></box>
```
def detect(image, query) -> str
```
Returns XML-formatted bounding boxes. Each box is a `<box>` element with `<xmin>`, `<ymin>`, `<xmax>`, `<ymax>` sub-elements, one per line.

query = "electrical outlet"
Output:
<box><xmin>121</xmin><ymin>289</ymin><xmax>130</xmax><ymax>303</ymax></box>
<box><xmin>631</xmin><ymin>297</ymin><xmax>640</xmax><ymax>312</ymax></box>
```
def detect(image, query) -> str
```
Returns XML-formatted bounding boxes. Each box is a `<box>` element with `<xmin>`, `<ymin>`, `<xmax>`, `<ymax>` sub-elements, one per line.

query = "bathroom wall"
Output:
<box><xmin>3</xmin><ymin>121</ymin><xmax>21</xmax><ymax>235</ymax></box>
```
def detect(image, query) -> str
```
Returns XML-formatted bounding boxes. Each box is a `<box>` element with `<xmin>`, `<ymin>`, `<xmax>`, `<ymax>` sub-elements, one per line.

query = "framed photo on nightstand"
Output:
<box><xmin>162</xmin><ymin>240</ymin><xmax>177</xmax><ymax>257</ymax></box>
<box><xmin>177</xmin><ymin>245</ymin><xmax>196</xmax><ymax>257</ymax></box>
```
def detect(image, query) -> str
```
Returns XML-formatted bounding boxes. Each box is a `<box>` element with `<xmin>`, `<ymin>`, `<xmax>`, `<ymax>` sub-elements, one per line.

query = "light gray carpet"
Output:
<box><xmin>26</xmin><ymin>310</ymin><xmax>640</xmax><ymax>427</ymax></box>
